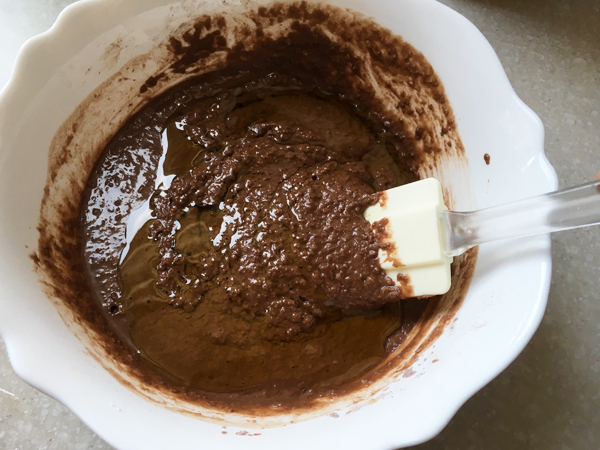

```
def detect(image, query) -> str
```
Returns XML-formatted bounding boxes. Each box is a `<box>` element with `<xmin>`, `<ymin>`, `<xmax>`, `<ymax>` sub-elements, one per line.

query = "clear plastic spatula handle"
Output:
<box><xmin>440</xmin><ymin>180</ymin><xmax>600</xmax><ymax>257</ymax></box>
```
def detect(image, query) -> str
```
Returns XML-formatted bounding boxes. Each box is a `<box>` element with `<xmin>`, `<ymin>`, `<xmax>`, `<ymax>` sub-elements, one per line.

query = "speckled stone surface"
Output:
<box><xmin>0</xmin><ymin>0</ymin><xmax>599</xmax><ymax>449</ymax></box>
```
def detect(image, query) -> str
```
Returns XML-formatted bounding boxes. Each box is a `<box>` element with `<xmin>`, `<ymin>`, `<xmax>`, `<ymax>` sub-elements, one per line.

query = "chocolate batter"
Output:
<box><xmin>81</xmin><ymin>74</ymin><xmax>423</xmax><ymax>394</ymax></box>
<box><xmin>34</xmin><ymin>1</ymin><xmax>469</xmax><ymax>412</ymax></box>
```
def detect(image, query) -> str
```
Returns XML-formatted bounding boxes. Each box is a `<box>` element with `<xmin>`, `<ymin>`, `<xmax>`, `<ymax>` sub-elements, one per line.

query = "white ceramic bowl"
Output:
<box><xmin>0</xmin><ymin>0</ymin><xmax>557</xmax><ymax>449</ymax></box>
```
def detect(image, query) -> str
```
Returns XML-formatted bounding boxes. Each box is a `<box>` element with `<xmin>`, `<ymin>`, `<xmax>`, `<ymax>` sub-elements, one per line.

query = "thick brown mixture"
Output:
<box><xmin>30</xmin><ymin>1</ymin><xmax>467</xmax><ymax>411</ymax></box>
<box><xmin>81</xmin><ymin>76</ymin><xmax>423</xmax><ymax>395</ymax></box>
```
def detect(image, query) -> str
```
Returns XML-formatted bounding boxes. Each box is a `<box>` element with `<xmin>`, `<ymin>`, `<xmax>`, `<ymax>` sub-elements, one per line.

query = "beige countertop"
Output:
<box><xmin>0</xmin><ymin>0</ymin><xmax>598</xmax><ymax>448</ymax></box>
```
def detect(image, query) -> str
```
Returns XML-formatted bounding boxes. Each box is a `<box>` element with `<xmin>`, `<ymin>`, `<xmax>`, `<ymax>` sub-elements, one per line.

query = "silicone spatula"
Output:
<box><xmin>364</xmin><ymin>177</ymin><xmax>600</xmax><ymax>297</ymax></box>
